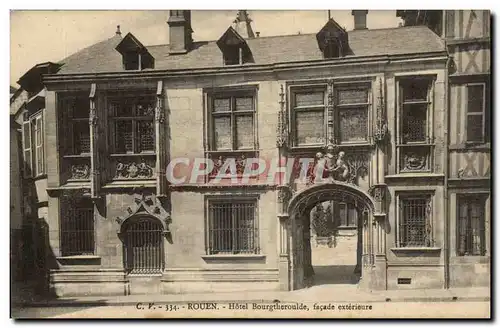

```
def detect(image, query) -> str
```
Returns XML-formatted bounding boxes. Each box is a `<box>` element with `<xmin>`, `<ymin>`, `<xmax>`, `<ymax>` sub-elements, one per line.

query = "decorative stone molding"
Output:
<box><xmin>70</xmin><ymin>164</ymin><xmax>90</xmax><ymax>180</ymax></box>
<box><xmin>89</xmin><ymin>82</ymin><xmax>100</xmax><ymax>200</ymax></box>
<box><xmin>277</xmin><ymin>187</ymin><xmax>292</xmax><ymax>203</ymax></box>
<box><xmin>115</xmin><ymin>160</ymin><xmax>155</xmax><ymax>179</ymax></box>
<box><xmin>403</xmin><ymin>151</ymin><xmax>427</xmax><ymax>171</ymax></box>
<box><xmin>373</xmin><ymin>78</ymin><xmax>387</xmax><ymax>144</ymax></box>
<box><xmin>289</xmin><ymin>183</ymin><xmax>374</xmax><ymax>217</ymax></box>
<box><xmin>115</xmin><ymin>193</ymin><xmax>171</xmax><ymax>236</ymax></box>
<box><xmin>155</xmin><ymin>80</ymin><xmax>165</xmax><ymax>124</ymax></box>
<box><xmin>89</xmin><ymin>83</ymin><xmax>97</xmax><ymax>126</ymax></box>
<box><xmin>276</xmin><ymin>84</ymin><xmax>288</xmax><ymax>149</ymax></box>
<box><xmin>326</xmin><ymin>79</ymin><xmax>335</xmax><ymax>145</ymax></box>
<box><xmin>368</xmin><ymin>183</ymin><xmax>387</xmax><ymax>214</ymax></box>
<box><xmin>207</xmin><ymin>151</ymin><xmax>257</xmax><ymax>178</ymax></box>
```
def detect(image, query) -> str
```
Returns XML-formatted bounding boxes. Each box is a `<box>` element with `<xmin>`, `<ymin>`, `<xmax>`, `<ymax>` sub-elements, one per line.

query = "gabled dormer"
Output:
<box><xmin>115</xmin><ymin>30</ymin><xmax>155</xmax><ymax>70</ymax></box>
<box><xmin>216</xmin><ymin>27</ymin><xmax>254</xmax><ymax>66</ymax></box>
<box><xmin>316</xmin><ymin>19</ymin><xmax>349</xmax><ymax>59</ymax></box>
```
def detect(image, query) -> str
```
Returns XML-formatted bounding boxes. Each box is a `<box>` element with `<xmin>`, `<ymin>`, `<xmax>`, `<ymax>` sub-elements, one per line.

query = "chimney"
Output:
<box><xmin>167</xmin><ymin>10</ymin><xmax>193</xmax><ymax>54</ymax></box>
<box><xmin>351</xmin><ymin>10</ymin><xmax>368</xmax><ymax>30</ymax></box>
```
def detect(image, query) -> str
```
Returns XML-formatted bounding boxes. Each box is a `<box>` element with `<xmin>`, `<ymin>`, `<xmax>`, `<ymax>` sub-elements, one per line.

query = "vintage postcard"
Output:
<box><xmin>10</xmin><ymin>9</ymin><xmax>491</xmax><ymax>319</ymax></box>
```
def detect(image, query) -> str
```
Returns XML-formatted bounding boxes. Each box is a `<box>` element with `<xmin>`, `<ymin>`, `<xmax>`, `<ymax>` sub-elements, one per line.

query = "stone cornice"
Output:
<box><xmin>43</xmin><ymin>52</ymin><xmax>448</xmax><ymax>86</ymax></box>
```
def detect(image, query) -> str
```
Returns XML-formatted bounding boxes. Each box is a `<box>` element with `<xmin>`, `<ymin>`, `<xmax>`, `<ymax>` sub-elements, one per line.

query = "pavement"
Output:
<box><xmin>11</xmin><ymin>285</ymin><xmax>490</xmax><ymax>308</ymax></box>
<box><xmin>11</xmin><ymin>243</ymin><xmax>491</xmax><ymax>308</ymax></box>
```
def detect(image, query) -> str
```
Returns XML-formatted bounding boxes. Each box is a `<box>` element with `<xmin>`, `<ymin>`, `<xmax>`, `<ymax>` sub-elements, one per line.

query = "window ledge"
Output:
<box><xmin>449</xmin><ymin>143</ymin><xmax>491</xmax><ymax>151</ymax></box>
<box><xmin>386</xmin><ymin>173</ymin><xmax>444</xmax><ymax>179</ymax></box>
<box><xmin>56</xmin><ymin>255</ymin><xmax>101</xmax><ymax>266</ymax></box>
<box><xmin>110</xmin><ymin>153</ymin><xmax>156</xmax><ymax>157</ymax></box>
<box><xmin>56</xmin><ymin>255</ymin><xmax>100</xmax><ymax>260</ymax></box>
<box><xmin>391</xmin><ymin>247</ymin><xmax>441</xmax><ymax>253</ymax></box>
<box><xmin>63</xmin><ymin>154</ymin><xmax>91</xmax><ymax>158</ymax></box>
<box><xmin>202</xmin><ymin>254</ymin><xmax>265</xmax><ymax>261</ymax></box>
<box><xmin>102</xmin><ymin>180</ymin><xmax>156</xmax><ymax>189</ymax></box>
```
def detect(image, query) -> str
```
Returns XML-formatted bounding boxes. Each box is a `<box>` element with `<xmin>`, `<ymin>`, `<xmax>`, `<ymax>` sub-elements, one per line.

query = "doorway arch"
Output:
<box><xmin>286</xmin><ymin>182</ymin><xmax>376</xmax><ymax>290</ymax></box>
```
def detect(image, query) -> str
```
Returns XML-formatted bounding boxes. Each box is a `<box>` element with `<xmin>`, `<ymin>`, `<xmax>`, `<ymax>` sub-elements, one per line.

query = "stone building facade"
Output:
<box><xmin>18</xmin><ymin>10</ymin><xmax>490</xmax><ymax>296</ymax></box>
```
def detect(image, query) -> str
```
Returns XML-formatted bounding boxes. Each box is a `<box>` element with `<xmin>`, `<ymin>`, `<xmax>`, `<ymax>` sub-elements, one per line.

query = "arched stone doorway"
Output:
<box><xmin>283</xmin><ymin>182</ymin><xmax>383</xmax><ymax>291</ymax></box>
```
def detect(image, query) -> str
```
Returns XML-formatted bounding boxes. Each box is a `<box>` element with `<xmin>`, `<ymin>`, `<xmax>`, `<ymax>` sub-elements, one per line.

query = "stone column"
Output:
<box><xmin>277</xmin><ymin>186</ymin><xmax>291</xmax><ymax>291</ymax></box>
<box><xmin>89</xmin><ymin>83</ymin><xmax>100</xmax><ymax>200</ymax></box>
<box><xmin>155</xmin><ymin>81</ymin><xmax>168</xmax><ymax>198</ymax></box>
<box><xmin>327</xmin><ymin>79</ymin><xmax>335</xmax><ymax>145</ymax></box>
<box><xmin>369</xmin><ymin>76</ymin><xmax>388</xmax><ymax>290</ymax></box>
<box><xmin>276</xmin><ymin>84</ymin><xmax>291</xmax><ymax>291</ymax></box>
<box><xmin>45</xmin><ymin>90</ymin><xmax>61</xmax><ymax>257</ymax></box>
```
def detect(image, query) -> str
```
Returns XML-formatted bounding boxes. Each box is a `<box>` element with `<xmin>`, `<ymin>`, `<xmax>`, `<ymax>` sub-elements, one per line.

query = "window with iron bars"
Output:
<box><xmin>398</xmin><ymin>195</ymin><xmax>433</xmax><ymax>247</ymax></box>
<box><xmin>457</xmin><ymin>195</ymin><xmax>486</xmax><ymax>256</ymax></box>
<box><xmin>123</xmin><ymin>217</ymin><xmax>164</xmax><ymax>274</ymax></box>
<box><xmin>60</xmin><ymin>197</ymin><xmax>95</xmax><ymax>256</ymax></box>
<box><xmin>397</xmin><ymin>77</ymin><xmax>434</xmax><ymax>173</ymax></box>
<box><xmin>207</xmin><ymin>199</ymin><xmax>259</xmax><ymax>254</ymax></box>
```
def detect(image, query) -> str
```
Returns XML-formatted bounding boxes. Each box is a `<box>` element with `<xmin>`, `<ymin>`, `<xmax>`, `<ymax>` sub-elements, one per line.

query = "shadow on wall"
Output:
<box><xmin>312</xmin><ymin>265</ymin><xmax>361</xmax><ymax>286</ymax></box>
<box><xmin>11</xmin><ymin>216</ymin><xmax>60</xmax><ymax>303</ymax></box>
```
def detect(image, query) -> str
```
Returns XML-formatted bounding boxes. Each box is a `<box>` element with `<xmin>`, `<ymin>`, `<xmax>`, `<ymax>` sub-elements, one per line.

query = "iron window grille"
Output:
<box><xmin>400</xmin><ymin>79</ymin><xmax>430</xmax><ymax>143</ymax></box>
<box><xmin>123</xmin><ymin>217</ymin><xmax>164</xmax><ymax>274</ymax></box>
<box><xmin>207</xmin><ymin>199</ymin><xmax>259</xmax><ymax>255</ymax></box>
<box><xmin>109</xmin><ymin>94</ymin><xmax>156</xmax><ymax>154</ymax></box>
<box><xmin>397</xmin><ymin>77</ymin><xmax>434</xmax><ymax>173</ymax></box>
<box><xmin>60</xmin><ymin>198</ymin><xmax>95</xmax><ymax>256</ymax></box>
<box><xmin>398</xmin><ymin>195</ymin><xmax>433</xmax><ymax>247</ymax></box>
<box><xmin>466</xmin><ymin>83</ymin><xmax>490</xmax><ymax>143</ymax></box>
<box><xmin>457</xmin><ymin>196</ymin><xmax>486</xmax><ymax>256</ymax></box>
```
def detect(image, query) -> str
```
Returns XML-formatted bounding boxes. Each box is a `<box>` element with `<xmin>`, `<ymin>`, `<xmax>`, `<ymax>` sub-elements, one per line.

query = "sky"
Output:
<box><xmin>10</xmin><ymin>10</ymin><xmax>402</xmax><ymax>87</ymax></box>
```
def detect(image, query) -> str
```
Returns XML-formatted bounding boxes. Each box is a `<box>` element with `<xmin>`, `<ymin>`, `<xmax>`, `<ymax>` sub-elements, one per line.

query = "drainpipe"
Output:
<box><xmin>443</xmin><ymin>49</ymin><xmax>451</xmax><ymax>289</ymax></box>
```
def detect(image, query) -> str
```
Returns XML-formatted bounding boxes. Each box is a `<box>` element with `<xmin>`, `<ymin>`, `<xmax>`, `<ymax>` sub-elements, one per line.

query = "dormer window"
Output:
<box><xmin>224</xmin><ymin>45</ymin><xmax>241</xmax><ymax>65</ymax></box>
<box><xmin>316</xmin><ymin>19</ymin><xmax>349</xmax><ymax>59</ymax></box>
<box><xmin>115</xmin><ymin>33</ymin><xmax>155</xmax><ymax>71</ymax></box>
<box><xmin>323</xmin><ymin>39</ymin><xmax>341</xmax><ymax>58</ymax></box>
<box><xmin>217</xmin><ymin>27</ymin><xmax>254</xmax><ymax>66</ymax></box>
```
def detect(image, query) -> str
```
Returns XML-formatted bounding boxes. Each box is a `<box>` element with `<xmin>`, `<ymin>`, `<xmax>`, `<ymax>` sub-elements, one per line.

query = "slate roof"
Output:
<box><xmin>56</xmin><ymin>25</ymin><xmax>446</xmax><ymax>75</ymax></box>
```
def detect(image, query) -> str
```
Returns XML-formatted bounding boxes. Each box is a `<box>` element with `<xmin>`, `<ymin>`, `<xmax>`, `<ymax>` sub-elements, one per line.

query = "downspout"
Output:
<box><xmin>443</xmin><ymin>48</ymin><xmax>451</xmax><ymax>289</ymax></box>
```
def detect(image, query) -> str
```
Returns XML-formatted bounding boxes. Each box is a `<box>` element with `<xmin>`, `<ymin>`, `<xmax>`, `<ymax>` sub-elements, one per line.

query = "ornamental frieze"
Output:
<box><xmin>115</xmin><ymin>160</ymin><xmax>155</xmax><ymax>179</ymax></box>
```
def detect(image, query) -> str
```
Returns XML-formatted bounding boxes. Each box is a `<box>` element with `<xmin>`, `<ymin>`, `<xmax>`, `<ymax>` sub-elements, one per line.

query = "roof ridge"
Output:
<box><xmin>143</xmin><ymin>25</ymin><xmax>435</xmax><ymax>48</ymax></box>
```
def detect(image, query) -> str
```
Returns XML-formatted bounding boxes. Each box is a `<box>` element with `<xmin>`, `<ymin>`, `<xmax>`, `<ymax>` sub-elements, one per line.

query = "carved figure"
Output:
<box><xmin>313</xmin><ymin>152</ymin><xmax>327</xmax><ymax>181</ymax></box>
<box><xmin>116</xmin><ymin>163</ymin><xmax>127</xmax><ymax>178</ymax></box>
<box><xmin>236</xmin><ymin>155</ymin><xmax>246</xmax><ymax>175</ymax></box>
<box><xmin>71</xmin><ymin>164</ymin><xmax>90</xmax><ymax>179</ymax></box>
<box><xmin>138</xmin><ymin>161</ymin><xmax>153</xmax><ymax>177</ymax></box>
<box><xmin>128</xmin><ymin>162</ymin><xmax>139</xmax><ymax>178</ymax></box>
<box><xmin>333</xmin><ymin>151</ymin><xmax>349</xmax><ymax>181</ymax></box>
